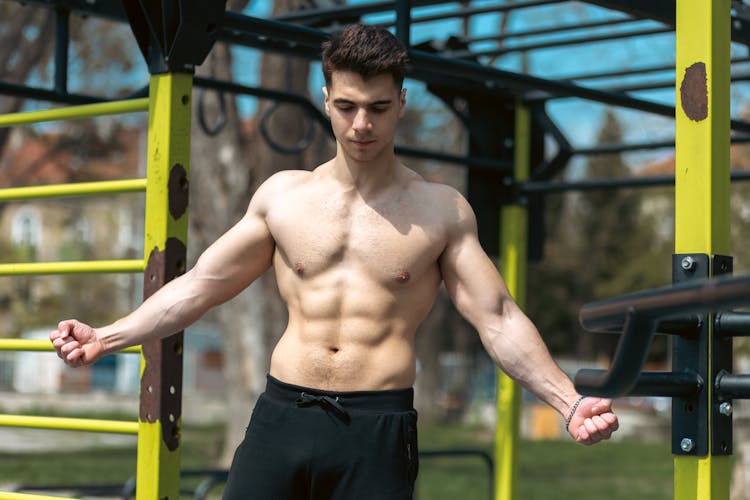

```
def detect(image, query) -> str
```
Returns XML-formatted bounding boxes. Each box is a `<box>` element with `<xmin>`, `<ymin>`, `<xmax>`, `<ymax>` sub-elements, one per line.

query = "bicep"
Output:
<box><xmin>439</xmin><ymin>213</ymin><xmax>514</xmax><ymax>329</ymax></box>
<box><xmin>189</xmin><ymin>209</ymin><xmax>274</xmax><ymax>305</ymax></box>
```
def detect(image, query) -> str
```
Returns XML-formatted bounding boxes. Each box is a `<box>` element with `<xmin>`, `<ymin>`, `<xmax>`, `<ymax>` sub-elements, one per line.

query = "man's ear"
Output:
<box><xmin>398</xmin><ymin>88</ymin><xmax>407</xmax><ymax>118</ymax></box>
<box><xmin>322</xmin><ymin>86</ymin><xmax>330</xmax><ymax>116</ymax></box>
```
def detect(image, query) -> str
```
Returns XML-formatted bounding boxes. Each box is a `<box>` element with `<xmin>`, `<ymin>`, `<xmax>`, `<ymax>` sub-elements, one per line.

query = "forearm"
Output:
<box><xmin>96</xmin><ymin>271</ymin><xmax>212</xmax><ymax>353</ymax></box>
<box><xmin>482</xmin><ymin>310</ymin><xmax>579</xmax><ymax>417</ymax></box>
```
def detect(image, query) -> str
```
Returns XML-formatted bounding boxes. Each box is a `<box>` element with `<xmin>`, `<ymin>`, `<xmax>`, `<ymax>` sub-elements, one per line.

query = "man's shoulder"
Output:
<box><xmin>407</xmin><ymin>177</ymin><xmax>476</xmax><ymax>231</ymax></box>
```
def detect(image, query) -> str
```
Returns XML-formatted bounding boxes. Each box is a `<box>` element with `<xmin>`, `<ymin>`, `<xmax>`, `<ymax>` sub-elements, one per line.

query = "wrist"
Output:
<box><xmin>564</xmin><ymin>395</ymin><xmax>586</xmax><ymax>429</ymax></box>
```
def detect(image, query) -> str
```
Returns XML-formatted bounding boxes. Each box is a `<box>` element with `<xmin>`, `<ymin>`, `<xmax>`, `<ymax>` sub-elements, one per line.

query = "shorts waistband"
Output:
<box><xmin>264</xmin><ymin>374</ymin><xmax>414</xmax><ymax>412</ymax></box>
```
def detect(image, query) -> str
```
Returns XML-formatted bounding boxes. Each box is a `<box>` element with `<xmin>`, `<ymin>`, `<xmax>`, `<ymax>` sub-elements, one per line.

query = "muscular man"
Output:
<box><xmin>51</xmin><ymin>24</ymin><xmax>618</xmax><ymax>499</ymax></box>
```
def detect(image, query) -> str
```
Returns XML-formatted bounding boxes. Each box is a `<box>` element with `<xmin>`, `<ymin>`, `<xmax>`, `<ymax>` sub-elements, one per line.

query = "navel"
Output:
<box><xmin>395</xmin><ymin>270</ymin><xmax>411</xmax><ymax>284</ymax></box>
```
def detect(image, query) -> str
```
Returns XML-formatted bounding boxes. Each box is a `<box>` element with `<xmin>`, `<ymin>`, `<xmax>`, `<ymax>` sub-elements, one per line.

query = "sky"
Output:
<box><xmin>16</xmin><ymin>0</ymin><xmax>750</xmax><ymax>178</ymax></box>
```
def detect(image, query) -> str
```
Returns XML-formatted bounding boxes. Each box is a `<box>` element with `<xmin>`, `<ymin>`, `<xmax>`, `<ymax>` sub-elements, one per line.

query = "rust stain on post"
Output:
<box><xmin>141</xmin><ymin>239</ymin><xmax>187</xmax><ymax>451</ymax></box>
<box><xmin>168</xmin><ymin>163</ymin><xmax>189</xmax><ymax>220</ymax></box>
<box><xmin>680</xmin><ymin>62</ymin><xmax>708</xmax><ymax>121</ymax></box>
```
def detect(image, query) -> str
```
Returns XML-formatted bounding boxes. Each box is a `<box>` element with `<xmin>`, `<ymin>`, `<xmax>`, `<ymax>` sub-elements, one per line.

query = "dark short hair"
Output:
<box><xmin>321</xmin><ymin>24</ymin><xmax>409</xmax><ymax>88</ymax></box>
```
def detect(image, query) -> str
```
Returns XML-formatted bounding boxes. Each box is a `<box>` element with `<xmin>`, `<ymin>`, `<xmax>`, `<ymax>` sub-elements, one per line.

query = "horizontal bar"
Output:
<box><xmin>0</xmin><ymin>79</ymin><xmax>104</xmax><ymax>106</ymax></box>
<box><xmin>519</xmin><ymin>170</ymin><xmax>750</xmax><ymax>194</ymax></box>
<box><xmin>468</xmin><ymin>17</ymin><xmax>636</xmax><ymax>45</ymax></box>
<box><xmin>451</xmin><ymin>26</ymin><xmax>672</xmax><ymax>59</ymax></box>
<box><xmin>0</xmin><ymin>492</ymin><xmax>82</xmax><ymax>500</ymax></box>
<box><xmin>0</xmin><ymin>414</ymin><xmax>138</xmax><ymax>434</ymax></box>
<box><xmin>575</xmin><ymin>369</ymin><xmax>703</xmax><ymax>398</ymax></box>
<box><xmin>0</xmin><ymin>260</ymin><xmax>145</xmax><ymax>276</ymax></box>
<box><xmin>716</xmin><ymin>372</ymin><xmax>750</xmax><ymax>399</ymax></box>
<box><xmin>715</xmin><ymin>312</ymin><xmax>750</xmax><ymax>337</ymax></box>
<box><xmin>580</xmin><ymin>274</ymin><xmax>750</xmax><ymax>334</ymax></box>
<box><xmin>0</xmin><ymin>179</ymin><xmax>147</xmax><ymax>201</ymax></box>
<box><xmin>0</xmin><ymin>338</ymin><xmax>140</xmax><ymax>353</ymax></box>
<box><xmin>0</xmin><ymin>98</ymin><xmax>149</xmax><ymax>128</ymax></box>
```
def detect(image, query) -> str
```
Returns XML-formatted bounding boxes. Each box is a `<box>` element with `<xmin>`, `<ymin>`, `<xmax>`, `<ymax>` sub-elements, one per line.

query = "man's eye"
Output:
<box><xmin>337</xmin><ymin>106</ymin><xmax>354</xmax><ymax>112</ymax></box>
<box><xmin>371</xmin><ymin>107</ymin><xmax>388</xmax><ymax>113</ymax></box>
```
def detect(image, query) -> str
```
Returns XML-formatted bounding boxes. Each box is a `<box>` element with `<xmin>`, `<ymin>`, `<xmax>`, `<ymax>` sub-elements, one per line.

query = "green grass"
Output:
<box><xmin>416</xmin><ymin>423</ymin><xmax>673</xmax><ymax>500</ymax></box>
<box><xmin>0</xmin><ymin>422</ymin><xmax>674</xmax><ymax>500</ymax></box>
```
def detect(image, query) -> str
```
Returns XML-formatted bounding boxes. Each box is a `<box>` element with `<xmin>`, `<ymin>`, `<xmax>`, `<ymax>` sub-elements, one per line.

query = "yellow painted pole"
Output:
<box><xmin>674</xmin><ymin>0</ymin><xmax>731</xmax><ymax>499</ymax></box>
<box><xmin>0</xmin><ymin>179</ymin><xmax>146</xmax><ymax>201</ymax></box>
<box><xmin>0</xmin><ymin>98</ymin><xmax>148</xmax><ymax>128</ymax></box>
<box><xmin>0</xmin><ymin>415</ymin><xmax>138</xmax><ymax>434</ymax></box>
<box><xmin>0</xmin><ymin>491</ymin><xmax>83</xmax><ymax>500</ymax></box>
<box><xmin>495</xmin><ymin>102</ymin><xmax>530</xmax><ymax>500</ymax></box>
<box><xmin>0</xmin><ymin>338</ymin><xmax>140</xmax><ymax>353</ymax></box>
<box><xmin>0</xmin><ymin>260</ymin><xmax>145</xmax><ymax>276</ymax></box>
<box><xmin>135</xmin><ymin>72</ymin><xmax>192</xmax><ymax>500</ymax></box>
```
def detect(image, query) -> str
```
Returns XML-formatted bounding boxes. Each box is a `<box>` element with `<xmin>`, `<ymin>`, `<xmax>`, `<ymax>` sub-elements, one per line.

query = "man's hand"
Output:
<box><xmin>567</xmin><ymin>397</ymin><xmax>619</xmax><ymax>445</ymax></box>
<box><xmin>50</xmin><ymin>320</ymin><xmax>105</xmax><ymax>367</ymax></box>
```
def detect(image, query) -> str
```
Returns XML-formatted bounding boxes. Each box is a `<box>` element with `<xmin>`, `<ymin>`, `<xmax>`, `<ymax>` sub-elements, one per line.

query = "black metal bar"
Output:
<box><xmin>193</xmin><ymin>76</ymin><xmax>330</xmax><ymax>129</ymax></box>
<box><xmin>0</xmin><ymin>80</ymin><xmax>111</xmax><ymax>105</ymax></box>
<box><xmin>604</xmin><ymin>72</ymin><xmax>750</xmax><ymax>93</ymax></box>
<box><xmin>54</xmin><ymin>6</ymin><xmax>70</xmax><ymax>93</ymax></box>
<box><xmin>576</xmin><ymin>370</ymin><xmax>702</xmax><ymax>397</ymax></box>
<box><xmin>379</xmin><ymin>0</ymin><xmax>568</xmax><ymax>27</ymax></box>
<box><xmin>273</xmin><ymin>0</ymin><xmax>445</xmax><ymax>25</ymax></box>
<box><xmin>519</xmin><ymin>170</ymin><xmax>750</xmax><ymax>194</ymax></box>
<box><xmin>579</xmin><ymin>273</ymin><xmax>750</xmax><ymax>334</ymax></box>
<box><xmin>395</xmin><ymin>0</ymin><xmax>411</xmax><ymax>48</ymax></box>
<box><xmin>582</xmin><ymin>0</ymin><xmax>750</xmax><ymax>46</ymax></box>
<box><xmin>468</xmin><ymin>17</ymin><xmax>637</xmax><ymax>45</ymax></box>
<box><xmin>716</xmin><ymin>372</ymin><xmax>750</xmax><ymax>399</ymax></box>
<box><xmin>559</xmin><ymin>57</ymin><xmax>750</xmax><ymax>83</ymax></box>
<box><xmin>448</xmin><ymin>26</ymin><xmax>672</xmax><ymax>59</ymax></box>
<box><xmin>394</xmin><ymin>145</ymin><xmax>512</xmax><ymax>171</ymax></box>
<box><xmin>715</xmin><ymin>312</ymin><xmax>750</xmax><ymax>337</ymax></box>
<box><xmin>574</xmin><ymin>312</ymin><xmax>657</xmax><ymax>397</ymax></box>
<box><xmin>575</xmin><ymin>140</ymin><xmax>674</xmax><ymax>155</ymax></box>
<box><xmin>409</xmin><ymin>50</ymin><xmax>676</xmax><ymax>118</ymax></box>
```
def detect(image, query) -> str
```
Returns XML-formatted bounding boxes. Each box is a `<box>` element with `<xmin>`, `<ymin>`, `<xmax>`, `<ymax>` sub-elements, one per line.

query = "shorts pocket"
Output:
<box><xmin>403</xmin><ymin>410</ymin><xmax>419</xmax><ymax>482</ymax></box>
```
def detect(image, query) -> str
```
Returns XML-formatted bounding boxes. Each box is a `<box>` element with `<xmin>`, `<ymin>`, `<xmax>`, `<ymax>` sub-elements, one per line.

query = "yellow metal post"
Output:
<box><xmin>495</xmin><ymin>102</ymin><xmax>530</xmax><ymax>500</ymax></box>
<box><xmin>674</xmin><ymin>0</ymin><xmax>731</xmax><ymax>499</ymax></box>
<box><xmin>135</xmin><ymin>72</ymin><xmax>192</xmax><ymax>500</ymax></box>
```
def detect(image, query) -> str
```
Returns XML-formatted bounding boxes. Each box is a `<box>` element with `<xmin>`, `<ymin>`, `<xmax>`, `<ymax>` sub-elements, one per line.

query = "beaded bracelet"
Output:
<box><xmin>564</xmin><ymin>396</ymin><xmax>586</xmax><ymax>429</ymax></box>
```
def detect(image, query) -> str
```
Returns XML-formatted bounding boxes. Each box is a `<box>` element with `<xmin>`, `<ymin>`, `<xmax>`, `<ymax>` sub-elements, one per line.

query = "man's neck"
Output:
<box><xmin>331</xmin><ymin>147</ymin><xmax>400</xmax><ymax>196</ymax></box>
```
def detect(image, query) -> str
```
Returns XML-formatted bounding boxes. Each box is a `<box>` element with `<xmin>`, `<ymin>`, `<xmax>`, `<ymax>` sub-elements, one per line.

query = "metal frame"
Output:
<box><xmin>3</xmin><ymin>1</ymin><xmax>750</xmax><ymax>500</ymax></box>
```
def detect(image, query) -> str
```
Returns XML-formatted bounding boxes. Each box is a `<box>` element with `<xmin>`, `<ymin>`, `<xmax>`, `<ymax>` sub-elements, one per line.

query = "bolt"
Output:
<box><xmin>680</xmin><ymin>438</ymin><xmax>695</xmax><ymax>453</ymax></box>
<box><xmin>720</xmin><ymin>402</ymin><xmax>733</xmax><ymax>416</ymax></box>
<box><xmin>681</xmin><ymin>256</ymin><xmax>697</xmax><ymax>271</ymax></box>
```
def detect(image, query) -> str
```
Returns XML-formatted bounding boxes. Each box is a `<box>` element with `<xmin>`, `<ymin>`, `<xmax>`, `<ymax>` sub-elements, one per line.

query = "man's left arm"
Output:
<box><xmin>438</xmin><ymin>193</ymin><xmax>618</xmax><ymax>445</ymax></box>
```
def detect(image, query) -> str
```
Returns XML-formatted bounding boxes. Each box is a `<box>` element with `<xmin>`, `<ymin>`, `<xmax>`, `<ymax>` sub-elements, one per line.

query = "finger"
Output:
<box><xmin>57</xmin><ymin>321</ymin><xmax>72</xmax><ymax>339</ymax></box>
<box><xmin>592</xmin><ymin>415</ymin><xmax>610</xmax><ymax>432</ymax></box>
<box><xmin>60</xmin><ymin>341</ymin><xmax>81</xmax><ymax>356</ymax></box>
<box><xmin>591</xmin><ymin>398</ymin><xmax>612</xmax><ymax>415</ymax></box>
<box><xmin>576</xmin><ymin>424</ymin><xmax>590</xmax><ymax>442</ymax></box>
<box><xmin>584</xmin><ymin>418</ymin><xmax>599</xmax><ymax>436</ymax></box>
<box><xmin>66</xmin><ymin>347</ymin><xmax>84</xmax><ymax>363</ymax></box>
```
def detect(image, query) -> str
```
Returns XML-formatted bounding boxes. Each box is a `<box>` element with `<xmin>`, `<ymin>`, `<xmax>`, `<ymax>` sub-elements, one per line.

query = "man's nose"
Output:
<box><xmin>352</xmin><ymin>109</ymin><xmax>371</xmax><ymax>131</ymax></box>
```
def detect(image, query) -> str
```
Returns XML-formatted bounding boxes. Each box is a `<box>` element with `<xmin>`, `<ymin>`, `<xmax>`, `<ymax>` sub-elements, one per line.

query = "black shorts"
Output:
<box><xmin>222</xmin><ymin>375</ymin><xmax>419</xmax><ymax>500</ymax></box>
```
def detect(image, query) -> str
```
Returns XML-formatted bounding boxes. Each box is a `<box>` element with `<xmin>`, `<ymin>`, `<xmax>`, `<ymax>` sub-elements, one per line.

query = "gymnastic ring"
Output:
<box><xmin>197</xmin><ymin>87</ymin><xmax>227</xmax><ymax>137</ymax></box>
<box><xmin>259</xmin><ymin>101</ymin><xmax>316</xmax><ymax>155</ymax></box>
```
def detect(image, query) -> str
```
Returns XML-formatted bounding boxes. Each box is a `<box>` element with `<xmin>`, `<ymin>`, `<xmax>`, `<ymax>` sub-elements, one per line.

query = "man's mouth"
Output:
<box><xmin>351</xmin><ymin>138</ymin><xmax>375</xmax><ymax>147</ymax></box>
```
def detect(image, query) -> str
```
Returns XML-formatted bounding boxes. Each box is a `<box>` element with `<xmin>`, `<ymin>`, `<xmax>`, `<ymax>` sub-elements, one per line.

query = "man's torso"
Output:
<box><xmin>262</xmin><ymin>164</ymin><xmax>456</xmax><ymax>391</ymax></box>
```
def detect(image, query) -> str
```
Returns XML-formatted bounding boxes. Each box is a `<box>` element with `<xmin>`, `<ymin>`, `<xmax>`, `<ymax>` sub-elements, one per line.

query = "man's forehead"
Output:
<box><xmin>328</xmin><ymin>71</ymin><xmax>400</xmax><ymax>99</ymax></box>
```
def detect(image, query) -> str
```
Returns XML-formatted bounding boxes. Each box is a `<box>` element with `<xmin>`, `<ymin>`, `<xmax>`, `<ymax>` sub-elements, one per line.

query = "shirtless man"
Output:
<box><xmin>51</xmin><ymin>24</ymin><xmax>618</xmax><ymax>499</ymax></box>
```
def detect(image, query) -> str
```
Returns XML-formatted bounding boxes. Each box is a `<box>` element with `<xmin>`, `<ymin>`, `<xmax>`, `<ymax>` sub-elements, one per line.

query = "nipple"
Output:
<box><xmin>395</xmin><ymin>270</ymin><xmax>411</xmax><ymax>284</ymax></box>
<box><xmin>295</xmin><ymin>262</ymin><xmax>305</xmax><ymax>277</ymax></box>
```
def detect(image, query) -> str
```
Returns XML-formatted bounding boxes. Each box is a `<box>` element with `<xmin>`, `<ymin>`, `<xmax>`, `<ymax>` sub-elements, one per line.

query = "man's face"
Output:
<box><xmin>323</xmin><ymin>70</ymin><xmax>406</xmax><ymax>163</ymax></box>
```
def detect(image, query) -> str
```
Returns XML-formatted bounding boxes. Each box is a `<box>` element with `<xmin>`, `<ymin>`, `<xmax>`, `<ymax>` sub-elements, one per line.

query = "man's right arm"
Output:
<box><xmin>51</xmin><ymin>185</ymin><xmax>276</xmax><ymax>367</ymax></box>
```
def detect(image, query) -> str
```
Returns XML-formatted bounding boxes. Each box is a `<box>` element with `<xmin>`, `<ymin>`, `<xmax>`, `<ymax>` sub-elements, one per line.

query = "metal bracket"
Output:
<box><xmin>711</xmin><ymin>254</ymin><xmax>733</xmax><ymax>455</ymax></box>
<box><xmin>672</xmin><ymin>253</ymin><xmax>709</xmax><ymax>456</ymax></box>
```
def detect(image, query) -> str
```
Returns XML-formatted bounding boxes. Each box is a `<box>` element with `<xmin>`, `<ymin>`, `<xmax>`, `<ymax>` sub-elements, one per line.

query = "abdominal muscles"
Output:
<box><xmin>270</xmin><ymin>264</ymin><xmax>439</xmax><ymax>391</ymax></box>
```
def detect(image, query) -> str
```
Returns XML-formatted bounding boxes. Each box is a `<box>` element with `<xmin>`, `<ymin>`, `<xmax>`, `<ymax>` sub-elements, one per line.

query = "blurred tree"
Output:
<box><xmin>527</xmin><ymin>109</ymin><xmax>672</xmax><ymax>360</ymax></box>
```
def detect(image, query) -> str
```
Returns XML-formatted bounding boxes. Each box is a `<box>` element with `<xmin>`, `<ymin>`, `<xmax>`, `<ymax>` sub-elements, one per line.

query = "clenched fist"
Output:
<box><xmin>50</xmin><ymin>320</ymin><xmax>105</xmax><ymax>367</ymax></box>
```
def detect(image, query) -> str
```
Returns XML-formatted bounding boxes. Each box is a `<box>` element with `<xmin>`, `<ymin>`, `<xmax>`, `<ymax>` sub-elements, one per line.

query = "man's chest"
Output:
<box><xmin>266</xmin><ymin>195</ymin><xmax>445</xmax><ymax>283</ymax></box>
